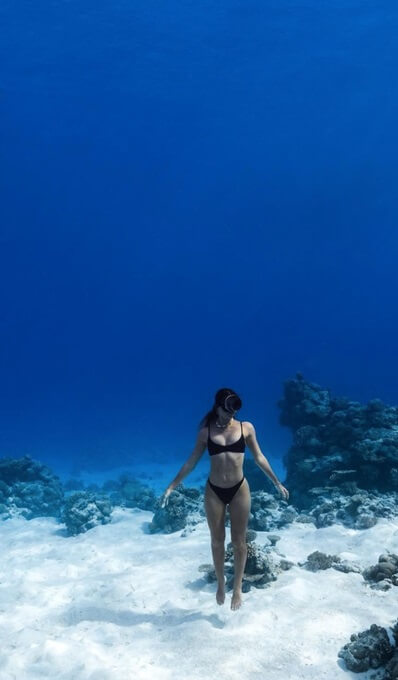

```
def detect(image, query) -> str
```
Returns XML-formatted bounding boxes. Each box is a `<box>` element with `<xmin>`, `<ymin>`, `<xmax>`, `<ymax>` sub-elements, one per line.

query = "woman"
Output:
<box><xmin>160</xmin><ymin>388</ymin><xmax>289</xmax><ymax>611</ymax></box>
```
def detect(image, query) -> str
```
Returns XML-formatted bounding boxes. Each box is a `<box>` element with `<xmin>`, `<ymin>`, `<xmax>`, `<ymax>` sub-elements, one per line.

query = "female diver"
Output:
<box><xmin>160</xmin><ymin>388</ymin><xmax>289</xmax><ymax>610</ymax></box>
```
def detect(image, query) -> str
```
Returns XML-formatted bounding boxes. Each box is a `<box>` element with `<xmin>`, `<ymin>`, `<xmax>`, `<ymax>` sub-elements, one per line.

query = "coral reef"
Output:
<box><xmin>0</xmin><ymin>455</ymin><xmax>64</xmax><ymax>519</ymax></box>
<box><xmin>61</xmin><ymin>491</ymin><xmax>113</xmax><ymax>536</ymax></box>
<box><xmin>362</xmin><ymin>552</ymin><xmax>398</xmax><ymax>591</ymax></box>
<box><xmin>338</xmin><ymin>622</ymin><xmax>398</xmax><ymax>675</ymax></box>
<box><xmin>149</xmin><ymin>484</ymin><xmax>205</xmax><ymax>534</ymax></box>
<box><xmin>298</xmin><ymin>550</ymin><xmax>361</xmax><ymax>574</ymax></box>
<box><xmin>102</xmin><ymin>474</ymin><xmax>157</xmax><ymax>511</ymax></box>
<box><xmin>277</xmin><ymin>374</ymin><xmax>398</xmax><ymax>526</ymax></box>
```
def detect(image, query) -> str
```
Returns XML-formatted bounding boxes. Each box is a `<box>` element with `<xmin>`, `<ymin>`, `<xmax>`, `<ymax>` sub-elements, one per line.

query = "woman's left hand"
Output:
<box><xmin>274</xmin><ymin>482</ymin><xmax>289</xmax><ymax>501</ymax></box>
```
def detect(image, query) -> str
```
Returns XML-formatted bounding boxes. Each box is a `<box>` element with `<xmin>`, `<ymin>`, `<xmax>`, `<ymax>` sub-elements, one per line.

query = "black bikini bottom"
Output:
<box><xmin>207</xmin><ymin>477</ymin><xmax>245</xmax><ymax>506</ymax></box>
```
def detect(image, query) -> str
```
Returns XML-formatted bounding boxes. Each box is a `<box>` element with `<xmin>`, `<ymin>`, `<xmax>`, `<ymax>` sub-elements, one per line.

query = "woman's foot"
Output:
<box><xmin>231</xmin><ymin>590</ymin><xmax>242</xmax><ymax>610</ymax></box>
<box><xmin>216</xmin><ymin>585</ymin><xmax>225</xmax><ymax>605</ymax></box>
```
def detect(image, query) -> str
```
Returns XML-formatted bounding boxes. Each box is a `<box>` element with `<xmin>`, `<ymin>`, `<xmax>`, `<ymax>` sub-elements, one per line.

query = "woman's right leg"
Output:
<box><xmin>204</xmin><ymin>481</ymin><xmax>226</xmax><ymax>604</ymax></box>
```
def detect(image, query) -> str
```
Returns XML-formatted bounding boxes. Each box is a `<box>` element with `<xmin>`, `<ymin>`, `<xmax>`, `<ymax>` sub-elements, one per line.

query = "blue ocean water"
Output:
<box><xmin>1</xmin><ymin>0</ymin><xmax>398</xmax><ymax>480</ymax></box>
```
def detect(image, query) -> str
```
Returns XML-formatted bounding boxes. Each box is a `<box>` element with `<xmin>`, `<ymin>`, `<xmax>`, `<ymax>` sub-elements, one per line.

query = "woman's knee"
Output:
<box><xmin>231</xmin><ymin>537</ymin><xmax>247</xmax><ymax>550</ymax></box>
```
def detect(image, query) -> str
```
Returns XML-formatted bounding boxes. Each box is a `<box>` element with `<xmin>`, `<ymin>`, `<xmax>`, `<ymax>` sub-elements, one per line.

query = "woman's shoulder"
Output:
<box><xmin>241</xmin><ymin>420</ymin><xmax>255</xmax><ymax>437</ymax></box>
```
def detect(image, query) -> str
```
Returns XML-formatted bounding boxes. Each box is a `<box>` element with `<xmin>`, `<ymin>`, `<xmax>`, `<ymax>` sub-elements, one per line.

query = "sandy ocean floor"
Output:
<box><xmin>1</xmin><ymin>503</ymin><xmax>397</xmax><ymax>680</ymax></box>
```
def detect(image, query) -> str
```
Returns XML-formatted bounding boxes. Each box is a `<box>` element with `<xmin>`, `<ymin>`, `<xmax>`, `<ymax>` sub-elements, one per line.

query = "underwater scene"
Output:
<box><xmin>1</xmin><ymin>1</ymin><xmax>398</xmax><ymax>679</ymax></box>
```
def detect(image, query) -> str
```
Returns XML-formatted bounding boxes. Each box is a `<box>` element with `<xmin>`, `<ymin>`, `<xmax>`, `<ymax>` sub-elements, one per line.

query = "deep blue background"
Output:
<box><xmin>1</xmin><ymin>0</ymin><xmax>398</xmax><ymax>476</ymax></box>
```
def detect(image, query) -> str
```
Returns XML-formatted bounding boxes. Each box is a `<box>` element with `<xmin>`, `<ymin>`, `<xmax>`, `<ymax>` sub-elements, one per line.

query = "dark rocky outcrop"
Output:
<box><xmin>61</xmin><ymin>491</ymin><xmax>113</xmax><ymax>536</ymax></box>
<box><xmin>247</xmin><ymin>489</ymin><xmax>299</xmax><ymax>531</ymax></box>
<box><xmin>362</xmin><ymin>552</ymin><xmax>398</xmax><ymax>591</ymax></box>
<box><xmin>338</xmin><ymin>621</ymin><xmax>398</xmax><ymax>675</ymax></box>
<box><xmin>149</xmin><ymin>484</ymin><xmax>204</xmax><ymax>534</ymax></box>
<box><xmin>298</xmin><ymin>550</ymin><xmax>361</xmax><ymax>574</ymax></box>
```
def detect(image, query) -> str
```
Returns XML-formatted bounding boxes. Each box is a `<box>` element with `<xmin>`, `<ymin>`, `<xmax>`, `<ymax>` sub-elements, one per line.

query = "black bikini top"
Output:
<box><xmin>208</xmin><ymin>421</ymin><xmax>246</xmax><ymax>456</ymax></box>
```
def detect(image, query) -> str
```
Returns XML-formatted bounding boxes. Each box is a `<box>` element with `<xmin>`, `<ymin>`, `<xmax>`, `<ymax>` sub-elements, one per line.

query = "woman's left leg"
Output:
<box><xmin>228</xmin><ymin>478</ymin><xmax>251</xmax><ymax>610</ymax></box>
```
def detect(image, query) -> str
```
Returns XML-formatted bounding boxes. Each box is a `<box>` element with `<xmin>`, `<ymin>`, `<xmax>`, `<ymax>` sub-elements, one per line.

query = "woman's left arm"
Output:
<box><xmin>245</xmin><ymin>422</ymin><xmax>289</xmax><ymax>501</ymax></box>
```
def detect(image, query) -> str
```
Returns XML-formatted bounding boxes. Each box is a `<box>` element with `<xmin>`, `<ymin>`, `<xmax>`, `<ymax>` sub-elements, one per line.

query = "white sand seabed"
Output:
<box><xmin>0</xmin><ymin>509</ymin><xmax>397</xmax><ymax>680</ymax></box>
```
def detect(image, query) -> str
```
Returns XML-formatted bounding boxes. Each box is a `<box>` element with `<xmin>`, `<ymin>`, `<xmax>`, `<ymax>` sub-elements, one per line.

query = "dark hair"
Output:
<box><xmin>198</xmin><ymin>387</ymin><xmax>243</xmax><ymax>428</ymax></box>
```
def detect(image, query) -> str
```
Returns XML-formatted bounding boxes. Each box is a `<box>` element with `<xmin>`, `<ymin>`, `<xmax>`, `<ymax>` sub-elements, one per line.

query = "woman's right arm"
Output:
<box><xmin>160</xmin><ymin>429</ymin><xmax>207</xmax><ymax>507</ymax></box>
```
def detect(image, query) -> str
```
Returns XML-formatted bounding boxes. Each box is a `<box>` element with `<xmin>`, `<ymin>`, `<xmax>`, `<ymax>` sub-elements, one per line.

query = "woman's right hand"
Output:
<box><xmin>274</xmin><ymin>482</ymin><xmax>289</xmax><ymax>501</ymax></box>
<box><xmin>160</xmin><ymin>488</ymin><xmax>173</xmax><ymax>508</ymax></box>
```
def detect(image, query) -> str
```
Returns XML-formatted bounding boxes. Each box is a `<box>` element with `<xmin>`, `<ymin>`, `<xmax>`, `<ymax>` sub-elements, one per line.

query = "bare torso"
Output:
<box><xmin>203</xmin><ymin>419</ymin><xmax>247</xmax><ymax>487</ymax></box>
